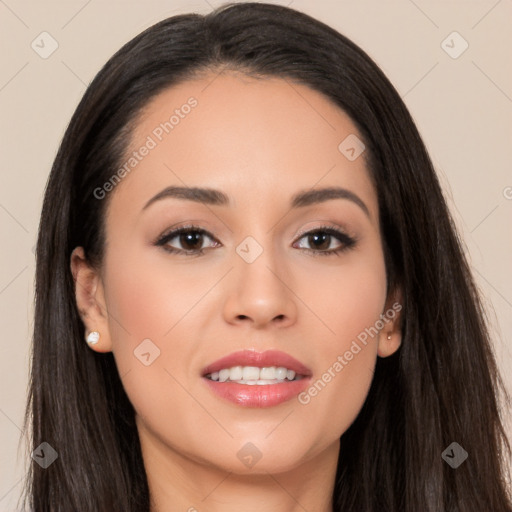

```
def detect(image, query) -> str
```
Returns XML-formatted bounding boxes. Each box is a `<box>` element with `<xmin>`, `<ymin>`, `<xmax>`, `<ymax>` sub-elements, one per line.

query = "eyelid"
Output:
<box><xmin>293</xmin><ymin>221</ymin><xmax>354</xmax><ymax>241</ymax></box>
<box><xmin>154</xmin><ymin>224</ymin><xmax>217</xmax><ymax>246</ymax></box>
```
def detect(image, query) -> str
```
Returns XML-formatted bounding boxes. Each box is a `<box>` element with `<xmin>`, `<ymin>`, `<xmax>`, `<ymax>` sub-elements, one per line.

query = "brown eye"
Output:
<box><xmin>155</xmin><ymin>225</ymin><xmax>218</xmax><ymax>255</ymax></box>
<box><xmin>305</xmin><ymin>232</ymin><xmax>332</xmax><ymax>251</ymax></box>
<box><xmin>294</xmin><ymin>226</ymin><xmax>356</xmax><ymax>256</ymax></box>
<box><xmin>176</xmin><ymin>231</ymin><xmax>205</xmax><ymax>251</ymax></box>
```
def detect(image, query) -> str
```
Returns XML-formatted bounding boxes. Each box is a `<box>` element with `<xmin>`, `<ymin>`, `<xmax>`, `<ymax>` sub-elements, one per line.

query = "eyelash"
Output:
<box><xmin>154</xmin><ymin>224</ymin><xmax>357</xmax><ymax>257</ymax></box>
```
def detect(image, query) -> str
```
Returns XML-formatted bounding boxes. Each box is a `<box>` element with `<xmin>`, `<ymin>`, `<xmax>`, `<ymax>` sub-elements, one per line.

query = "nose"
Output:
<box><xmin>222</xmin><ymin>246</ymin><xmax>298</xmax><ymax>329</ymax></box>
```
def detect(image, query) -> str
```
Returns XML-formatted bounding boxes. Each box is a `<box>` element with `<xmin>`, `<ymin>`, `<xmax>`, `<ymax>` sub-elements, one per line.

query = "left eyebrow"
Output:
<box><xmin>142</xmin><ymin>185</ymin><xmax>370</xmax><ymax>218</ymax></box>
<box><xmin>142</xmin><ymin>186</ymin><xmax>230</xmax><ymax>211</ymax></box>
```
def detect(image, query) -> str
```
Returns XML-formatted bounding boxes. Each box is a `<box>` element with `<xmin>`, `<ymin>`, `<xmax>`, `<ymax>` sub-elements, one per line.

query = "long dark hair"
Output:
<box><xmin>22</xmin><ymin>2</ymin><xmax>512</xmax><ymax>510</ymax></box>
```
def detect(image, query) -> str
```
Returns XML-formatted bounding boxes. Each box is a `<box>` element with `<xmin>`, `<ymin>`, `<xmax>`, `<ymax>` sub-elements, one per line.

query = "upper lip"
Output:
<box><xmin>202</xmin><ymin>349</ymin><xmax>312</xmax><ymax>377</ymax></box>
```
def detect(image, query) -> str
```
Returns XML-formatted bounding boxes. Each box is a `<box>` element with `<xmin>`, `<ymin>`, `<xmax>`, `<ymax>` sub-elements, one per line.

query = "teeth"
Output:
<box><xmin>207</xmin><ymin>365</ymin><xmax>299</xmax><ymax>383</ymax></box>
<box><xmin>260</xmin><ymin>367</ymin><xmax>276</xmax><ymax>379</ymax></box>
<box><xmin>229</xmin><ymin>366</ymin><xmax>243</xmax><ymax>380</ymax></box>
<box><xmin>242</xmin><ymin>366</ymin><xmax>260</xmax><ymax>381</ymax></box>
<box><xmin>219</xmin><ymin>369</ymin><xmax>230</xmax><ymax>382</ymax></box>
<box><xmin>275</xmin><ymin>367</ymin><xmax>288</xmax><ymax>380</ymax></box>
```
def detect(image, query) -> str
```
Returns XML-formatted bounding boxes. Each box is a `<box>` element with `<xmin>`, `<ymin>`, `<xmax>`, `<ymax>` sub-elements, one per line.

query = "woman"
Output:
<box><xmin>23</xmin><ymin>2</ymin><xmax>512</xmax><ymax>511</ymax></box>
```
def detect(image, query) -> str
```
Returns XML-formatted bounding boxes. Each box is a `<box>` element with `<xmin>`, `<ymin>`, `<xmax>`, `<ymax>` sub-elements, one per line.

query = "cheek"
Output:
<box><xmin>102</xmin><ymin>244</ymin><xmax>204</xmax><ymax>348</ymax></box>
<box><xmin>302</xmin><ymin>241</ymin><xmax>387</xmax><ymax>345</ymax></box>
<box><xmin>100</xmin><ymin>242</ymin><xmax>218</xmax><ymax>389</ymax></box>
<box><xmin>296</xmin><ymin>245</ymin><xmax>387</xmax><ymax>434</ymax></box>
<box><xmin>100</xmin><ymin>251</ymin><xmax>199</xmax><ymax>443</ymax></box>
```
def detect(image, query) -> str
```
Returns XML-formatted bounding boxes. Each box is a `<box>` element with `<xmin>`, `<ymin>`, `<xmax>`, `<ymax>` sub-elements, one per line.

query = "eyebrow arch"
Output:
<box><xmin>142</xmin><ymin>185</ymin><xmax>370</xmax><ymax>218</ymax></box>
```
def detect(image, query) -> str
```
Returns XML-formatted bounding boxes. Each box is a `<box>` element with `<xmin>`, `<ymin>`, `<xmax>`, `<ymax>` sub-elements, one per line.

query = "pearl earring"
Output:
<box><xmin>387</xmin><ymin>333</ymin><xmax>392</xmax><ymax>340</ymax></box>
<box><xmin>86</xmin><ymin>331</ymin><xmax>100</xmax><ymax>345</ymax></box>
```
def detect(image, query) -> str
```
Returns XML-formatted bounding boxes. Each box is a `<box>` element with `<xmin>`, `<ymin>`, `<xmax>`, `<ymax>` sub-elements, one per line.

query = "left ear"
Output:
<box><xmin>377</xmin><ymin>286</ymin><xmax>403</xmax><ymax>358</ymax></box>
<box><xmin>70</xmin><ymin>246</ymin><xmax>113</xmax><ymax>354</ymax></box>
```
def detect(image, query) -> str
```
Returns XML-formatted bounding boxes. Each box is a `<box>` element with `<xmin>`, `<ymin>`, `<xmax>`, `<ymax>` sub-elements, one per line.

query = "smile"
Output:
<box><xmin>205</xmin><ymin>365</ymin><xmax>304</xmax><ymax>384</ymax></box>
<box><xmin>202</xmin><ymin>350</ymin><xmax>312</xmax><ymax>407</ymax></box>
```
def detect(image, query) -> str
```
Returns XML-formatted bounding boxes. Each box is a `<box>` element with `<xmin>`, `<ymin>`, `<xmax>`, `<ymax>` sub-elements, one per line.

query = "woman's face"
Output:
<box><xmin>72</xmin><ymin>71</ymin><xmax>401</xmax><ymax>477</ymax></box>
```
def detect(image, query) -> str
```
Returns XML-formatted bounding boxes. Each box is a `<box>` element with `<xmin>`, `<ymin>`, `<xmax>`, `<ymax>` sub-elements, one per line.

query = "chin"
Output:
<box><xmin>196</xmin><ymin>434</ymin><xmax>322</xmax><ymax>476</ymax></box>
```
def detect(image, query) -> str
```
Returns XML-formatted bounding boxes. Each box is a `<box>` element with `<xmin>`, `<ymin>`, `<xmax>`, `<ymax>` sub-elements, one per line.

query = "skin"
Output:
<box><xmin>71</xmin><ymin>71</ymin><xmax>402</xmax><ymax>512</ymax></box>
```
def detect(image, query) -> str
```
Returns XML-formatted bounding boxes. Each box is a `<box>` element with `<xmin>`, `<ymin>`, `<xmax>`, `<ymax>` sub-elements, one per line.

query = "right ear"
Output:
<box><xmin>70</xmin><ymin>247</ymin><xmax>113</xmax><ymax>353</ymax></box>
<box><xmin>377</xmin><ymin>285</ymin><xmax>403</xmax><ymax>358</ymax></box>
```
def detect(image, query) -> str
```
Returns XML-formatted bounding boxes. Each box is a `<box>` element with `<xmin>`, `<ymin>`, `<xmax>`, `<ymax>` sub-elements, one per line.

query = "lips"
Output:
<box><xmin>201</xmin><ymin>349</ymin><xmax>312</xmax><ymax>377</ymax></box>
<box><xmin>201</xmin><ymin>349</ymin><xmax>312</xmax><ymax>408</ymax></box>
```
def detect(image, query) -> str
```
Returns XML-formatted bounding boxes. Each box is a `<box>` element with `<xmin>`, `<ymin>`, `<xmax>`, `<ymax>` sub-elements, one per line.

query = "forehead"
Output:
<box><xmin>106</xmin><ymin>71</ymin><xmax>378</xmax><ymax>224</ymax></box>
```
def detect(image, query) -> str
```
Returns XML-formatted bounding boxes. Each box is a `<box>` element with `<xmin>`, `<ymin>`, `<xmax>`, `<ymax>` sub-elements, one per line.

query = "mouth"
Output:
<box><xmin>201</xmin><ymin>349</ymin><xmax>312</xmax><ymax>407</ymax></box>
<box><xmin>205</xmin><ymin>365</ymin><xmax>305</xmax><ymax>384</ymax></box>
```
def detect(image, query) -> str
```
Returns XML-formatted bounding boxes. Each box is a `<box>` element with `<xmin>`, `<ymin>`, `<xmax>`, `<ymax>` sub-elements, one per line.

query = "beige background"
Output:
<box><xmin>1</xmin><ymin>0</ymin><xmax>511</xmax><ymax>509</ymax></box>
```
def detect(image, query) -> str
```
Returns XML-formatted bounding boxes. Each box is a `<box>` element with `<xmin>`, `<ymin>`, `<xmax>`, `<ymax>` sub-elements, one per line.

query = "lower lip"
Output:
<box><xmin>202</xmin><ymin>377</ymin><xmax>311</xmax><ymax>407</ymax></box>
